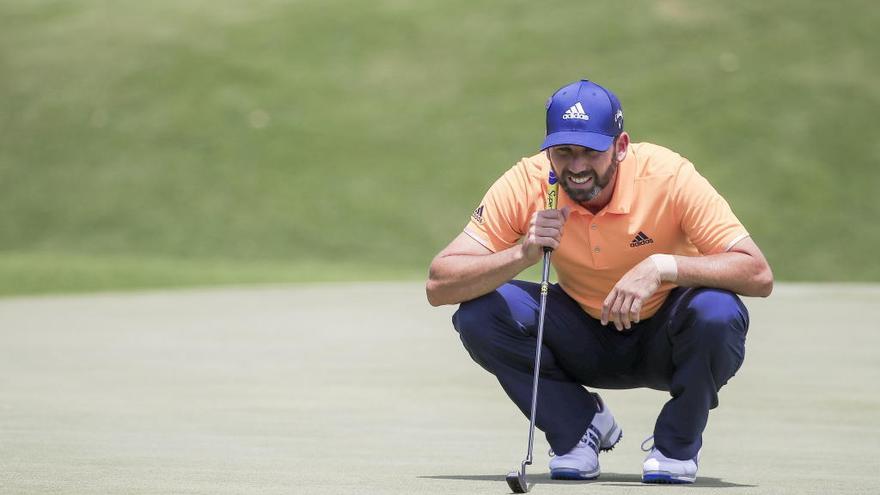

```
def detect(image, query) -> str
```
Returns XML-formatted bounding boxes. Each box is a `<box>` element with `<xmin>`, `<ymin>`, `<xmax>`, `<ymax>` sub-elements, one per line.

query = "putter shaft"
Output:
<box><xmin>513</xmin><ymin>249</ymin><xmax>552</xmax><ymax>491</ymax></box>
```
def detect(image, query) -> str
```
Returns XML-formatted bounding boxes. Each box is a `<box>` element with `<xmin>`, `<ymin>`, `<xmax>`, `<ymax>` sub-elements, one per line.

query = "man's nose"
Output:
<box><xmin>568</xmin><ymin>156</ymin><xmax>591</xmax><ymax>174</ymax></box>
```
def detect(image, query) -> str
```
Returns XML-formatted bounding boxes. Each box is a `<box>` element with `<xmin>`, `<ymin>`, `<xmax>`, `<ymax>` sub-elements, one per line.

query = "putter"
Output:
<box><xmin>506</xmin><ymin>175</ymin><xmax>558</xmax><ymax>493</ymax></box>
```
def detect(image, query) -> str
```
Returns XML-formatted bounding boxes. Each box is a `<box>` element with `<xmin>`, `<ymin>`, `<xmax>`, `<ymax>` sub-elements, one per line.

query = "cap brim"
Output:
<box><xmin>540</xmin><ymin>132</ymin><xmax>614</xmax><ymax>152</ymax></box>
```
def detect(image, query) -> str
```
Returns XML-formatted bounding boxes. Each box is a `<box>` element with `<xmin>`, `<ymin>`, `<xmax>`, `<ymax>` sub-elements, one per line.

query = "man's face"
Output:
<box><xmin>547</xmin><ymin>143</ymin><xmax>619</xmax><ymax>203</ymax></box>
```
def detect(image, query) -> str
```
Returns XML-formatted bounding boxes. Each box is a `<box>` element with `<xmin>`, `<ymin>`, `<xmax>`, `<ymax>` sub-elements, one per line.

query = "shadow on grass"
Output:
<box><xmin>420</xmin><ymin>472</ymin><xmax>756</xmax><ymax>488</ymax></box>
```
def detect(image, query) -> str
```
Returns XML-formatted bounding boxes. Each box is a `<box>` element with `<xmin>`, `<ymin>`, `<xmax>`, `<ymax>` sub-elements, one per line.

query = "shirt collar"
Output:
<box><xmin>604</xmin><ymin>150</ymin><xmax>636</xmax><ymax>214</ymax></box>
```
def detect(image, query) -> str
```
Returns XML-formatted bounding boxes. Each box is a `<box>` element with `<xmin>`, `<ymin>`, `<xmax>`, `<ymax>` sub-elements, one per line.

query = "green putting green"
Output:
<box><xmin>1</xmin><ymin>283</ymin><xmax>877</xmax><ymax>493</ymax></box>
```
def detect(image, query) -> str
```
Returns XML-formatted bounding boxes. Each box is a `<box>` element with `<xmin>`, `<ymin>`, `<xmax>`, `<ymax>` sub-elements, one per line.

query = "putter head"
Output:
<box><xmin>506</xmin><ymin>470</ymin><xmax>528</xmax><ymax>493</ymax></box>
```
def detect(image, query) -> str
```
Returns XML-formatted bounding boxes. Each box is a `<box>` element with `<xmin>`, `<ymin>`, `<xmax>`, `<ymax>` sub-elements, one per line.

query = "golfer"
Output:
<box><xmin>426</xmin><ymin>79</ymin><xmax>773</xmax><ymax>483</ymax></box>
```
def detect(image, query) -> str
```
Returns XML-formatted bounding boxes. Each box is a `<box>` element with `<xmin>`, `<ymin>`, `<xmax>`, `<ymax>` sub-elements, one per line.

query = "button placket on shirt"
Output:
<box><xmin>587</xmin><ymin>217</ymin><xmax>602</xmax><ymax>262</ymax></box>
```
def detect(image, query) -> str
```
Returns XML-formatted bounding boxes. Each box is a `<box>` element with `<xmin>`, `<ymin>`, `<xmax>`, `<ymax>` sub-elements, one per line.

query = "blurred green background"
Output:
<box><xmin>1</xmin><ymin>0</ymin><xmax>877</xmax><ymax>295</ymax></box>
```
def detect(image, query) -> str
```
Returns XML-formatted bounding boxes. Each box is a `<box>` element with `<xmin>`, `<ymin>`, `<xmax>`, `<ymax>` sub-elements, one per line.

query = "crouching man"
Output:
<box><xmin>426</xmin><ymin>79</ymin><xmax>772</xmax><ymax>483</ymax></box>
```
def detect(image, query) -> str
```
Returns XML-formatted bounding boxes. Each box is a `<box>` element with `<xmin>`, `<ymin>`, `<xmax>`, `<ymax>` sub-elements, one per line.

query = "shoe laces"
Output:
<box><xmin>549</xmin><ymin>425</ymin><xmax>601</xmax><ymax>458</ymax></box>
<box><xmin>640</xmin><ymin>435</ymin><xmax>700</xmax><ymax>465</ymax></box>
<box><xmin>640</xmin><ymin>435</ymin><xmax>654</xmax><ymax>452</ymax></box>
<box><xmin>550</xmin><ymin>395</ymin><xmax>606</xmax><ymax>458</ymax></box>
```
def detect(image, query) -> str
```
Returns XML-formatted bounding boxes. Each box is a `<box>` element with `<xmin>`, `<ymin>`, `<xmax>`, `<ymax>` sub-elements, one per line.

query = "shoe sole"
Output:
<box><xmin>600</xmin><ymin>422</ymin><xmax>622</xmax><ymax>452</ymax></box>
<box><xmin>642</xmin><ymin>472</ymin><xmax>696</xmax><ymax>484</ymax></box>
<box><xmin>550</xmin><ymin>467</ymin><xmax>599</xmax><ymax>480</ymax></box>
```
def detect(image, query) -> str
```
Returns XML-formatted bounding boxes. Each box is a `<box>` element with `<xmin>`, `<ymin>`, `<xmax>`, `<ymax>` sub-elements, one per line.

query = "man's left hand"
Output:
<box><xmin>601</xmin><ymin>258</ymin><xmax>662</xmax><ymax>331</ymax></box>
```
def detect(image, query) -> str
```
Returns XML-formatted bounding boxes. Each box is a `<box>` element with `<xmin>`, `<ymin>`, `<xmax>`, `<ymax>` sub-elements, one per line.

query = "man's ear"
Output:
<box><xmin>616</xmin><ymin>132</ymin><xmax>630</xmax><ymax>160</ymax></box>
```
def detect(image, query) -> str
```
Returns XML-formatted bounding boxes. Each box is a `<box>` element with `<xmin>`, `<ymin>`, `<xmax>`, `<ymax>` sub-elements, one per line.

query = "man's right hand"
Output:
<box><xmin>521</xmin><ymin>206</ymin><xmax>571</xmax><ymax>264</ymax></box>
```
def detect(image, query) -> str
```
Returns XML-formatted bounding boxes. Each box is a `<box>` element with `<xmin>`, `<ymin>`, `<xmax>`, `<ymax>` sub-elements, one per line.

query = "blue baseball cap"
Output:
<box><xmin>540</xmin><ymin>79</ymin><xmax>624</xmax><ymax>152</ymax></box>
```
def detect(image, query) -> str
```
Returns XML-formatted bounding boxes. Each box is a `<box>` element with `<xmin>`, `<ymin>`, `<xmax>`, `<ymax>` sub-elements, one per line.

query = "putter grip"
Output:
<box><xmin>543</xmin><ymin>182</ymin><xmax>559</xmax><ymax>254</ymax></box>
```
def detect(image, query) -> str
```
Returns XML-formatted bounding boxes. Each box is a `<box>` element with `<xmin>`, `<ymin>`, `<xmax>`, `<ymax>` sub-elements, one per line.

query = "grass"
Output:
<box><xmin>0</xmin><ymin>251</ymin><xmax>419</xmax><ymax>297</ymax></box>
<box><xmin>1</xmin><ymin>0</ymin><xmax>878</xmax><ymax>295</ymax></box>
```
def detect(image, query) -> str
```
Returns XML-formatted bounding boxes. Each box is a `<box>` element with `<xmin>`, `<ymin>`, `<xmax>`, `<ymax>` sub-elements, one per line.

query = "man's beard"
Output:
<box><xmin>559</xmin><ymin>155</ymin><xmax>619</xmax><ymax>204</ymax></box>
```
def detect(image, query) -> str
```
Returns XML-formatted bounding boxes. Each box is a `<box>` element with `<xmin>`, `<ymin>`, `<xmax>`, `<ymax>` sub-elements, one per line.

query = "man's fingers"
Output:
<box><xmin>532</xmin><ymin>215</ymin><xmax>565</xmax><ymax>245</ymax></box>
<box><xmin>533</xmin><ymin>236</ymin><xmax>560</xmax><ymax>250</ymax></box>
<box><xmin>620</xmin><ymin>293</ymin><xmax>635</xmax><ymax>329</ymax></box>
<box><xmin>603</xmin><ymin>290</ymin><xmax>624</xmax><ymax>330</ymax></box>
<box><xmin>601</xmin><ymin>290</ymin><xmax>617</xmax><ymax>325</ymax></box>
<box><xmin>610</xmin><ymin>294</ymin><xmax>626</xmax><ymax>331</ymax></box>
<box><xmin>535</xmin><ymin>218</ymin><xmax>565</xmax><ymax>232</ymax></box>
<box><xmin>537</xmin><ymin>210</ymin><xmax>567</xmax><ymax>223</ymax></box>
<box><xmin>612</xmin><ymin>312</ymin><xmax>623</xmax><ymax>331</ymax></box>
<box><xmin>630</xmin><ymin>298</ymin><xmax>643</xmax><ymax>324</ymax></box>
<box><xmin>534</xmin><ymin>226</ymin><xmax>563</xmax><ymax>238</ymax></box>
<box><xmin>531</xmin><ymin>211</ymin><xmax>565</xmax><ymax>231</ymax></box>
<box><xmin>605</xmin><ymin>290</ymin><xmax>643</xmax><ymax>331</ymax></box>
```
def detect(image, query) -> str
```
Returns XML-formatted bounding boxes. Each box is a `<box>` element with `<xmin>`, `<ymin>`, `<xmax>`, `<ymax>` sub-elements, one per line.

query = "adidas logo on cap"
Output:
<box><xmin>562</xmin><ymin>102</ymin><xmax>589</xmax><ymax>121</ymax></box>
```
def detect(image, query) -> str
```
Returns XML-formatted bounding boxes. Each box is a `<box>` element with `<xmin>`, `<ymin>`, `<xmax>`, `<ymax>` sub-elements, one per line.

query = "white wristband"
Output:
<box><xmin>649</xmin><ymin>254</ymin><xmax>678</xmax><ymax>282</ymax></box>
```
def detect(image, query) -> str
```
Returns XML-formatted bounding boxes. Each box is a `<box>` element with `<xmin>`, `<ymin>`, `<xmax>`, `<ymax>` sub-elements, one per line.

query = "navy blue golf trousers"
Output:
<box><xmin>452</xmin><ymin>281</ymin><xmax>749</xmax><ymax>461</ymax></box>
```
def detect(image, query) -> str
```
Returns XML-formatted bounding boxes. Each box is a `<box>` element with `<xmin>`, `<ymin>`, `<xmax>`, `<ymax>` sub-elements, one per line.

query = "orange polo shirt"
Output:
<box><xmin>464</xmin><ymin>142</ymin><xmax>749</xmax><ymax>320</ymax></box>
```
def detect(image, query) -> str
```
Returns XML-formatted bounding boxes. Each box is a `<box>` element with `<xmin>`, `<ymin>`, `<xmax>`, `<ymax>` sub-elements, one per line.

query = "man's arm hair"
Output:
<box><xmin>426</xmin><ymin>232</ymin><xmax>532</xmax><ymax>306</ymax></box>
<box><xmin>672</xmin><ymin>236</ymin><xmax>773</xmax><ymax>297</ymax></box>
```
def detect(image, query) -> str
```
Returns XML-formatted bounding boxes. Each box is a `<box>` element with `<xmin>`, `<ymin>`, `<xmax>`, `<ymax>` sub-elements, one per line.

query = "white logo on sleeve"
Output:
<box><xmin>562</xmin><ymin>102</ymin><xmax>590</xmax><ymax>121</ymax></box>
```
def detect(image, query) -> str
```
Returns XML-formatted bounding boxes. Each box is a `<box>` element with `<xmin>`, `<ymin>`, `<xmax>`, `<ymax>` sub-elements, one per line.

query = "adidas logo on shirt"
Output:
<box><xmin>629</xmin><ymin>231</ymin><xmax>654</xmax><ymax>247</ymax></box>
<box><xmin>562</xmin><ymin>102</ymin><xmax>590</xmax><ymax>121</ymax></box>
<box><xmin>471</xmin><ymin>204</ymin><xmax>485</xmax><ymax>224</ymax></box>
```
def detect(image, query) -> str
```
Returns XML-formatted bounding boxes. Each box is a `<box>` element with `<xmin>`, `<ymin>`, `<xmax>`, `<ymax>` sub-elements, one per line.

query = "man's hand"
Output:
<box><xmin>520</xmin><ymin>207</ymin><xmax>571</xmax><ymax>264</ymax></box>
<box><xmin>601</xmin><ymin>257</ymin><xmax>663</xmax><ymax>331</ymax></box>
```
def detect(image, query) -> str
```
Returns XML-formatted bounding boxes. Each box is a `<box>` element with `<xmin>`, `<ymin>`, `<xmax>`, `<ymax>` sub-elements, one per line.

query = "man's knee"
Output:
<box><xmin>686</xmin><ymin>289</ymin><xmax>749</xmax><ymax>337</ymax></box>
<box><xmin>452</xmin><ymin>292</ymin><xmax>506</xmax><ymax>350</ymax></box>
<box><xmin>666</xmin><ymin>289</ymin><xmax>750</xmax><ymax>395</ymax></box>
<box><xmin>679</xmin><ymin>289</ymin><xmax>749</xmax><ymax>371</ymax></box>
<box><xmin>452</xmin><ymin>290</ymin><xmax>533</xmax><ymax>373</ymax></box>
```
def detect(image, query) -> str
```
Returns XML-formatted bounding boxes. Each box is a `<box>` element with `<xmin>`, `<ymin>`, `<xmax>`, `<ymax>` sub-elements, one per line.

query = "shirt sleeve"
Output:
<box><xmin>673</xmin><ymin>160</ymin><xmax>749</xmax><ymax>254</ymax></box>
<box><xmin>463</xmin><ymin>160</ymin><xmax>536</xmax><ymax>253</ymax></box>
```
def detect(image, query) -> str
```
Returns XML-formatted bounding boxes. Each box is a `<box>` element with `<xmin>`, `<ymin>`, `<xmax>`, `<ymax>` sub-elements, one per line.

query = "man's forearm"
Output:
<box><xmin>670</xmin><ymin>251</ymin><xmax>773</xmax><ymax>297</ymax></box>
<box><xmin>426</xmin><ymin>246</ymin><xmax>534</xmax><ymax>306</ymax></box>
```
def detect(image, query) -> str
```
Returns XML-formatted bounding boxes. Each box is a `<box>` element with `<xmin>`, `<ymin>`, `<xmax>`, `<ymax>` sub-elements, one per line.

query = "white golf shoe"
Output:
<box><xmin>641</xmin><ymin>436</ymin><xmax>700</xmax><ymax>484</ymax></box>
<box><xmin>549</xmin><ymin>393</ymin><xmax>623</xmax><ymax>480</ymax></box>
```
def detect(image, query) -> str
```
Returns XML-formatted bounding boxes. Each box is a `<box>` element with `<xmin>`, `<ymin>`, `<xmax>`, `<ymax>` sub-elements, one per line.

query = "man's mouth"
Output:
<box><xmin>568</xmin><ymin>174</ymin><xmax>593</xmax><ymax>186</ymax></box>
